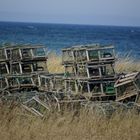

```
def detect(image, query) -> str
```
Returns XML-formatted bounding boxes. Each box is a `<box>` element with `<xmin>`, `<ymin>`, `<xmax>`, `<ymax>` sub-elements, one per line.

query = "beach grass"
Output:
<box><xmin>47</xmin><ymin>52</ymin><xmax>64</xmax><ymax>73</ymax></box>
<box><xmin>0</xmin><ymin>105</ymin><xmax>140</xmax><ymax>140</ymax></box>
<box><xmin>115</xmin><ymin>54</ymin><xmax>140</xmax><ymax>73</ymax></box>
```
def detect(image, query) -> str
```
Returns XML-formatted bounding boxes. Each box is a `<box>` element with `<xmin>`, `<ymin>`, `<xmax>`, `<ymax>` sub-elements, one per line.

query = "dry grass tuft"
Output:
<box><xmin>47</xmin><ymin>52</ymin><xmax>64</xmax><ymax>73</ymax></box>
<box><xmin>115</xmin><ymin>57</ymin><xmax>140</xmax><ymax>73</ymax></box>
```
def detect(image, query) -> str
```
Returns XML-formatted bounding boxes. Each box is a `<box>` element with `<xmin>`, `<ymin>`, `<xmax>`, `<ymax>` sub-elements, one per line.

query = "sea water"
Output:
<box><xmin>0</xmin><ymin>21</ymin><xmax>139</xmax><ymax>59</ymax></box>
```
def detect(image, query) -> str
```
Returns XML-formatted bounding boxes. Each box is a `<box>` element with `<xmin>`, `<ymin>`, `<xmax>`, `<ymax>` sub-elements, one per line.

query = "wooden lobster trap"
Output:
<box><xmin>64</xmin><ymin>79</ymin><xmax>116</xmax><ymax>100</ymax></box>
<box><xmin>63</xmin><ymin>62</ymin><xmax>115</xmax><ymax>80</ymax></box>
<box><xmin>11</xmin><ymin>62</ymin><xmax>32</xmax><ymax>74</ymax></box>
<box><xmin>62</xmin><ymin>44</ymin><xmax>115</xmax><ymax>64</ymax></box>
<box><xmin>86</xmin><ymin>45</ymin><xmax>115</xmax><ymax>62</ymax></box>
<box><xmin>78</xmin><ymin>80</ymin><xmax>115</xmax><ymax>96</ymax></box>
<box><xmin>11</xmin><ymin>61</ymin><xmax>48</xmax><ymax>74</ymax></box>
<box><xmin>11</xmin><ymin>45</ymin><xmax>47</xmax><ymax>62</ymax></box>
<box><xmin>7</xmin><ymin>75</ymin><xmax>36</xmax><ymax>91</ymax></box>
<box><xmin>38</xmin><ymin>74</ymin><xmax>65</xmax><ymax>94</ymax></box>
<box><xmin>115</xmin><ymin>72</ymin><xmax>140</xmax><ymax>103</ymax></box>
<box><xmin>22</xmin><ymin>96</ymin><xmax>50</xmax><ymax>117</ymax></box>
<box><xmin>76</xmin><ymin>62</ymin><xmax>115</xmax><ymax>79</ymax></box>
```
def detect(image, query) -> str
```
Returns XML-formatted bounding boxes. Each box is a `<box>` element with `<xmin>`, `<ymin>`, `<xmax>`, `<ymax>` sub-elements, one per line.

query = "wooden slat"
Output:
<box><xmin>116</xmin><ymin>92</ymin><xmax>138</xmax><ymax>101</ymax></box>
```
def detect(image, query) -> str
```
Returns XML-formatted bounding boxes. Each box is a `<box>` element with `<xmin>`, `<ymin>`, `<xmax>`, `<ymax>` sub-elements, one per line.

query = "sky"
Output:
<box><xmin>0</xmin><ymin>0</ymin><xmax>140</xmax><ymax>26</ymax></box>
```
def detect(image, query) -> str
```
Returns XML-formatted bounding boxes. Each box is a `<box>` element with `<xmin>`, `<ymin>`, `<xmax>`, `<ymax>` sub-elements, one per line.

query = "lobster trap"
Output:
<box><xmin>115</xmin><ymin>72</ymin><xmax>140</xmax><ymax>104</ymax></box>
<box><xmin>11</xmin><ymin>45</ymin><xmax>47</xmax><ymax>61</ymax></box>
<box><xmin>11</xmin><ymin>61</ymin><xmax>48</xmax><ymax>74</ymax></box>
<box><xmin>62</xmin><ymin>44</ymin><xmax>115</xmax><ymax>64</ymax></box>
<box><xmin>22</xmin><ymin>96</ymin><xmax>50</xmax><ymax>117</ymax></box>
<box><xmin>76</xmin><ymin>63</ymin><xmax>115</xmax><ymax>79</ymax></box>
<box><xmin>6</xmin><ymin>74</ymin><xmax>37</xmax><ymax>91</ymax></box>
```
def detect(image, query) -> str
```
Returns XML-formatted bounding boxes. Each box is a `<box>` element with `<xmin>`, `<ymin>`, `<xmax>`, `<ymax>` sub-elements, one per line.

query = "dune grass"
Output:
<box><xmin>115</xmin><ymin>57</ymin><xmax>140</xmax><ymax>73</ymax></box>
<box><xmin>47</xmin><ymin>52</ymin><xmax>64</xmax><ymax>73</ymax></box>
<box><xmin>0</xmin><ymin>105</ymin><xmax>140</xmax><ymax>140</ymax></box>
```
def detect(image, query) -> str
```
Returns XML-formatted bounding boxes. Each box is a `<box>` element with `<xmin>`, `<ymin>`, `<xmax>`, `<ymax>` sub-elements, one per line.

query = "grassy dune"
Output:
<box><xmin>0</xmin><ymin>54</ymin><xmax>140</xmax><ymax>140</ymax></box>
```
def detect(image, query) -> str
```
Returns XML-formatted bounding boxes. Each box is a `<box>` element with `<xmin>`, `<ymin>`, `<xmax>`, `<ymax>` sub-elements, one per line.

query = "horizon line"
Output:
<box><xmin>0</xmin><ymin>20</ymin><xmax>140</xmax><ymax>28</ymax></box>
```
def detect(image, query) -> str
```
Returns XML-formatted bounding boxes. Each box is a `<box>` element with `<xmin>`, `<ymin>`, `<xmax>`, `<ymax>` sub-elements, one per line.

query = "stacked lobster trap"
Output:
<box><xmin>0</xmin><ymin>43</ymin><xmax>140</xmax><ymax>117</ymax></box>
<box><xmin>0</xmin><ymin>44</ymin><xmax>48</xmax><ymax>93</ymax></box>
<box><xmin>62</xmin><ymin>44</ymin><xmax>116</xmax><ymax>100</ymax></box>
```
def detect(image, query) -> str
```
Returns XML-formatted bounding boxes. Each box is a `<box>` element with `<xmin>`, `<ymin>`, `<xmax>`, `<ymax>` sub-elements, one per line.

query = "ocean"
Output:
<box><xmin>0</xmin><ymin>21</ymin><xmax>140</xmax><ymax>59</ymax></box>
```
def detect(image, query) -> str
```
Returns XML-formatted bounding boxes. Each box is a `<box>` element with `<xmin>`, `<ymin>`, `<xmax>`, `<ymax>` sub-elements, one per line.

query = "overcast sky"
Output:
<box><xmin>0</xmin><ymin>0</ymin><xmax>140</xmax><ymax>26</ymax></box>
